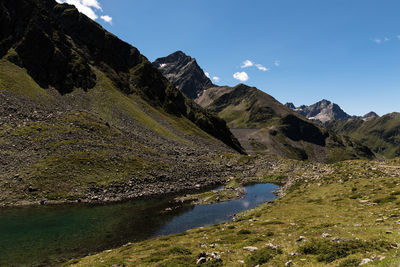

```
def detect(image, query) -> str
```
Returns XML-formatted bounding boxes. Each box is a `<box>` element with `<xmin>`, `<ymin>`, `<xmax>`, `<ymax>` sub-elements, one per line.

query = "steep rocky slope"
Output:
<box><xmin>0</xmin><ymin>0</ymin><xmax>244</xmax><ymax>206</ymax></box>
<box><xmin>197</xmin><ymin>85</ymin><xmax>374</xmax><ymax>162</ymax></box>
<box><xmin>326</xmin><ymin>112</ymin><xmax>400</xmax><ymax>158</ymax></box>
<box><xmin>286</xmin><ymin>100</ymin><xmax>351</xmax><ymax>123</ymax></box>
<box><xmin>153</xmin><ymin>51</ymin><xmax>213</xmax><ymax>99</ymax></box>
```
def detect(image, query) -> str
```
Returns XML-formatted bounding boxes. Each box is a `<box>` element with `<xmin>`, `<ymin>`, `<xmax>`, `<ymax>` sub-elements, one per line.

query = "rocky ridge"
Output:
<box><xmin>153</xmin><ymin>51</ymin><xmax>214</xmax><ymax>99</ymax></box>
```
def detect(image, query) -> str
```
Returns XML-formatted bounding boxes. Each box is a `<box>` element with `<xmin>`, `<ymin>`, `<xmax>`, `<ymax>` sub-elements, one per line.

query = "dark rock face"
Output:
<box><xmin>0</xmin><ymin>0</ymin><xmax>243</xmax><ymax>153</ymax></box>
<box><xmin>285</xmin><ymin>102</ymin><xmax>296</xmax><ymax>109</ymax></box>
<box><xmin>279</xmin><ymin>114</ymin><xmax>328</xmax><ymax>146</ymax></box>
<box><xmin>293</xmin><ymin>100</ymin><xmax>351</xmax><ymax>123</ymax></box>
<box><xmin>153</xmin><ymin>51</ymin><xmax>214</xmax><ymax>99</ymax></box>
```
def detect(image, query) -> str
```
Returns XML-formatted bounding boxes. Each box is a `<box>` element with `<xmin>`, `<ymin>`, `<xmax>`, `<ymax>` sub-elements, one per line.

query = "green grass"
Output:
<box><xmin>65</xmin><ymin>159</ymin><xmax>400</xmax><ymax>266</ymax></box>
<box><xmin>0</xmin><ymin>52</ymin><xmax>51</xmax><ymax>101</ymax></box>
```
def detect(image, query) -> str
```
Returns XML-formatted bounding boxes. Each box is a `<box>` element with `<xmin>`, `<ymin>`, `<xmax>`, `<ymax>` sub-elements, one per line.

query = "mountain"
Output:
<box><xmin>362</xmin><ymin>111</ymin><xmax>379</xmax><ymax>121</ymax></box>
<box><xmin>0</xmin><ymin>0</ymin><xmax>244</xmax><ymax>205</ymax></box>
<box><xmin>326</xmin><ymin>112</ymin><xmax>400</xmax><ymax>158</ymax></box>
<box><xmin>153</xmin><ymin>51</ymin><xmax>213</xmax><ymax>99</ymax></box>
<box><xmin>196</xmin><ymin>85</ymin><xmax>374</xmax><ymax>162</ymax></box>
<box><xmin>286</xmin><ymin>100</ymin><xmax>351</xmax><ymax>123</ymax></box>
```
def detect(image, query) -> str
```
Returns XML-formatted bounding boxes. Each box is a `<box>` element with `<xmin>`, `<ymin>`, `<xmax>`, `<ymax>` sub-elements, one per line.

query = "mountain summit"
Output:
<box><xmin>153</xmin><ymin>51</ymin><xmax>213</xmax><ymax>99</ymax></box>
<box><xmin>287</xmin><ymin>100</ymin><xmax>351</xmax><ymax>123</ymax></box>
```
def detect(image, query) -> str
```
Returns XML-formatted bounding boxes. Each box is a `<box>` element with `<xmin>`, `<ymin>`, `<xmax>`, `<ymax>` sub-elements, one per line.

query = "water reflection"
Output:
<box><xmin>0</xmin><ymin>183</ymin><xmax>278</xmax><ymax>266</ymax></box>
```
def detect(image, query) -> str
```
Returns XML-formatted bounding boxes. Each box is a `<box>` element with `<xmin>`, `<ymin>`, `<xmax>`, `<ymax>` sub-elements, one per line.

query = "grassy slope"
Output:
<box><xmin>0</xmin><ymin>57</ymin><xmax>227</xmax><ymax>204</ymax></box>
<box><xmin>64</xmin><ymin>158</ymin><xmax>400</xmax><ymax>267</ymax></box>
<box><xmin>327</xmin><ymin>116</ymin><xmax>400</xmax><ymax>159</ymax></box>
<box><xmin>197</xmin><ymin>85</ymin><xmax>374</xmax><ymax>163</ymax></box>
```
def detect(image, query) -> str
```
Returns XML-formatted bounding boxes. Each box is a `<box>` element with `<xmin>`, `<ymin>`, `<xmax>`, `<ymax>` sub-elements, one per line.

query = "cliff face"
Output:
<box><xmin>153</xmin><ymin>51</ymin><xmax>213</xmax><ymax>99</ymax></box>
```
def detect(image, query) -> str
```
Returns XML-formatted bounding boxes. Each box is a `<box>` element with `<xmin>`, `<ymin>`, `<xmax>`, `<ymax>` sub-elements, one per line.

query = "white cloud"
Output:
<box><xmin>255</xmin><ymin>64</ymin><xmax>268</xmax><ymax>72</ymax></box>
<box><xmin>56</xmin><ymin>0</ymin><xmax>112</xmax><ymax>23</ymax></box>
<box><xmin>101</xmin><ymin>15</ymin><xmax>112</xmax><ymax>24</ymax></box>
<box><xmin>373</xmin><ymin>38</ymin><xmax>382</xmax><ymax>44</ymax></box>
<box><xmin>397</xmin><ymin>35</ymin><xmax>400</xmax><ymax>40</ymax></box>
<box><xmin>233</xmin><ymin>72</ymin><xmax>249</xmax><ymax>82</ymax></box>
<box><xmin>204</xmin><ymin>72</ymin><xmax>210</xmax><ymax>78</ymax></box>
<box><xmin>241</xmin><ymin>60</ymin><xmax>254</xmax><ymax>68</ymax></box>
<box><xmin>274</xmin><ymin>60</ymin><xmax>280</xmax><ymax>67</ymax></box>
<box><xmin>384</xmin><ymin>37</ymin><xmax>390</xmax><ymax>42</ymax></box>
<box><xmin>159</xmin><ymin>63</ymin><xmax>167</xmax><ymax>68</ymax></box>
<box><xmin>212</xmin><ymin>76</ymin><xmax>220</xmax><ymax>83</ymax></box>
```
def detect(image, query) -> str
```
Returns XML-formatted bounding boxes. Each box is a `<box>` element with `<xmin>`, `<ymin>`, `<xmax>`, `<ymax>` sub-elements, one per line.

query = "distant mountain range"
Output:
<box><xmin>154</xmin><ymin>52</ymin><xmax>375</xmax><ymax>162</ymax></box>
<box><xmin>285</xmin><ymin>100</ymin><xmax>379</xmax><ymax>123</ymax></box>
<box><xmin>285</xmin><ymin>101</ymin><xmax>400</xmax><ymax>158</ymax></box>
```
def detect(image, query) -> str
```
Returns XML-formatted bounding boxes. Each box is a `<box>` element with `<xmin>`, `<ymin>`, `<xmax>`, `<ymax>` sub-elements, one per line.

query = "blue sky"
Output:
<box><xmin>58</xmin><ymin>0</ymin><xmax>400</xmax><ymax>116</ymax></box>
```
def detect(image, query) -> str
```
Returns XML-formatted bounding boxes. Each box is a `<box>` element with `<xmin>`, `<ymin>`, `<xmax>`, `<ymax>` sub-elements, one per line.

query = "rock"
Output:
<box><xmin>360</xmin><ymin>258</ymin><xmax>372</xmax><ymax>265</ymax></box>
<box><xmin>285</xmin><ymin>260</ymin><xmax>293</xmax><ymax>266</ymax></box>
<box><xmin>196</xmin><ymin>257</ymin><xmax>207</xmax><ymax>265</ymax></box>
<box><xmin>297</xmin><ymin>236</ymin><xmax>305</xmax><ymax>242</ymax></box>
<box><xmin>197</xmin><ymin>252</ymin><xmax>207</xmax><ymax>259</ymax></box>
<box><xmin>243</xmin><ymin>246</ymin><xmax>258</xmax><ymax>252</ymax></box>
<box><xmin>322</xmin><ymin>233</ymin><xmax>331</xmax><ymax>238</ymax></box>
<box><xmin>385</xmin><ymin>231</ymin><xmax>393</xmax><ymax>234</ymax></box>
<box><xmin>265</xmin><ymin>243</ymin><xmax>279</xmax><ymax>250</ymax></box>
<box><xmin>375</xmin><ymin>218</ymin><xmax>384</xmax><ymax>223</ymax></box>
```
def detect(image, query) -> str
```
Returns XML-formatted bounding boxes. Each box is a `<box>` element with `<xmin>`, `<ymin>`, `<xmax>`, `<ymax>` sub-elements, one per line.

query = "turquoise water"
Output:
<box><xmin>0</xmin><ymin>183</ymin><xmax>278</xmax><ymax>266</ymax></box>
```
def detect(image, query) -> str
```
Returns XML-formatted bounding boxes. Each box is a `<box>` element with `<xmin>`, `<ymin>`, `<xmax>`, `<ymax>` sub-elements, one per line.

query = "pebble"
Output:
<box><xmin>285</xmin><ymin>260</ymin><xmax>293</xmax><ymax>266</ymax></box>
<box><xmin>360</xmin><ymin>258</ymin><xmax>372</xmax><ymax>265</ymax></box>
<box><xmin>243</xmin><ymin>246</ymin><xmax>258</xmax><ymax>252</ymax></box>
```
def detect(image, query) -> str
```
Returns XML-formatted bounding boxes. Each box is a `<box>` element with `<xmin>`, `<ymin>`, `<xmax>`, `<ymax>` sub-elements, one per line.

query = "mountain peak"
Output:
<box><xmin>294</xmin><ymin>99</ymin><xmax>351</xmax><ymax>123</ymax></box>
<box><xmin>362</xmin><ymin>111</ymin><xmax>379</xmax><ymax>120</ymax></box>
<box><xmin>285</xmin><ymin>102</ymin><xmax>296</xmax><ymax>109</ymax></box>
<box><xmin>153</xmin><ymin>51</ymin><xmax>213</xmax><ymax>99</ymax></box>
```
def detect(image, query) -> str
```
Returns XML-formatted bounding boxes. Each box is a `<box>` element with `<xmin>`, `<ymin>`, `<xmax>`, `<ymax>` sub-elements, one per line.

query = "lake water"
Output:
<box><xmin>0</xmin><ymin>183</ymin><xmax>279</xmax><ymax>266</ymax></box>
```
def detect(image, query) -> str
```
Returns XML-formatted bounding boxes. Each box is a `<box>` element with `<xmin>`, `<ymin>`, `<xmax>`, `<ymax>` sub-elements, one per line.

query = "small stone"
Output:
<box><xmin>196</xmin><ymin>257</ymin><xmax>207</xmax><ymax>265</ymax></box>
<box><xmin>385</xmin><ymin>231</ymin><xmax>393</xmax><ymax>234</ymax></box>
<box><xmin>285</xmin><ymin>260</ymin><xmax>293</xmax><ymax>266</ymax></box>
<box><xmin>265</xmin><ymin>243</ymin><xmax>279</xmax><ymax>250</ymax></box>
<box><xmin>360</xmin><ymin>258</ymin><xmax>372</xmax><ymax>265</ymax></box>
<box><xmin>322</xmin><ymin>233</ymin><xmax>331</xmax><ymax>238</ymax></box>
<box><xmin>297</xmin><ymin>236</ymin><xmax>305</xmax><ymax>242</ymax></box>
<box><xmin>243</xmin><ymin>246</ymin><xmax>258</xmax><ymax>252</ymax></box>
<box><xmin>375</xmin><ymin>218</ymin><xmax>384</xmax><ymax>223</ymax></box>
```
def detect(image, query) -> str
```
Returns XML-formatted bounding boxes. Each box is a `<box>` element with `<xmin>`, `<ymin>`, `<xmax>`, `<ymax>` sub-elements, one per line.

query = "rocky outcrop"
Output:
<box><xmin>287</xmin><ymin>100</ymin><xmax>351</xmax><ymax>123</ymax></box>
<box><xmin>153</xmin><ymin>51</ymin><xmax>214</xmax><ymax>99</ymax></box>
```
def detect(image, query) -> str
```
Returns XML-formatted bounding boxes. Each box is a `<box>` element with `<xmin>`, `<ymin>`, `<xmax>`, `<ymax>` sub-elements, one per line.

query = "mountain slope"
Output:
<box><xmin>326</xmin><ymin>113</ymin><xmax>400</xmax><ymax>158</ymax></box>
<box><xmin>196</xmin><ymin>85</ymin><xmax>374</xmax><ymax>162</ymax></box>
<box><xmin>0</xmin><ymin>0</ymin><xmax>244</xmax><ymax>205</ymax></box>
<box><xmin>153</xmin><ymin>51</ymin><xmax>213</xmax><ymax>99</ymax></box>
<box><xmin>286</xmin><ymin>100</ymin><xmax>351</xmax><ymax>123</ymax></box>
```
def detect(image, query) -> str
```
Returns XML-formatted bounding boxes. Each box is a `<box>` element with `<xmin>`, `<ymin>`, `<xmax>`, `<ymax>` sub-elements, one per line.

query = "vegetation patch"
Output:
<box><xmin>245</xmin><ymin>247</ymin><xmax>281</xmax><ymax>266</ymax></box>
<box><xmin>299</xmin><ymin>239</ymin><xmax>392</xmax><ymax>263</ymax></box>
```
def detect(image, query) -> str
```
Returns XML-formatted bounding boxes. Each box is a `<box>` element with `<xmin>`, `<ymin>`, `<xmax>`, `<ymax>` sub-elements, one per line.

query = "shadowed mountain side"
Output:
<box><xmin>196</xmin><ymin>85</ymin><xmax>374</xmax><ymax>162</ymax></box>
<box><xmin>0</xmin><ymin>0</ymin><xmax>245</xmax><ymax>205</ymax></box>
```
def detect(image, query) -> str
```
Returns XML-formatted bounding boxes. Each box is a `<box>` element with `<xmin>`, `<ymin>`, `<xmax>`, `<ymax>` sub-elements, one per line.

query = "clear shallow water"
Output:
<box><xmin>0</xmin><ymin>183</ymin><xmax>278</xmax><ymax>266</ymax></box>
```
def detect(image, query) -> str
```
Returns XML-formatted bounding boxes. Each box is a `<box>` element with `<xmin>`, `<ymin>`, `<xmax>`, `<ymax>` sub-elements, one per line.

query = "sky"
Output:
<box><xmin>55</xmin><ymin>0</ymin><xmax>400</xmax><ymax>116</ymax></box>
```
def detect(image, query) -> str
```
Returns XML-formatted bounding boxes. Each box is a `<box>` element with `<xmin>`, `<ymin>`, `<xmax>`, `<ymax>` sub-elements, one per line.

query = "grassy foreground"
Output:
<box><xmin>64</xmin><ymin>159</ymin><xmax>400</xmax><ymax>267</ymax></box>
